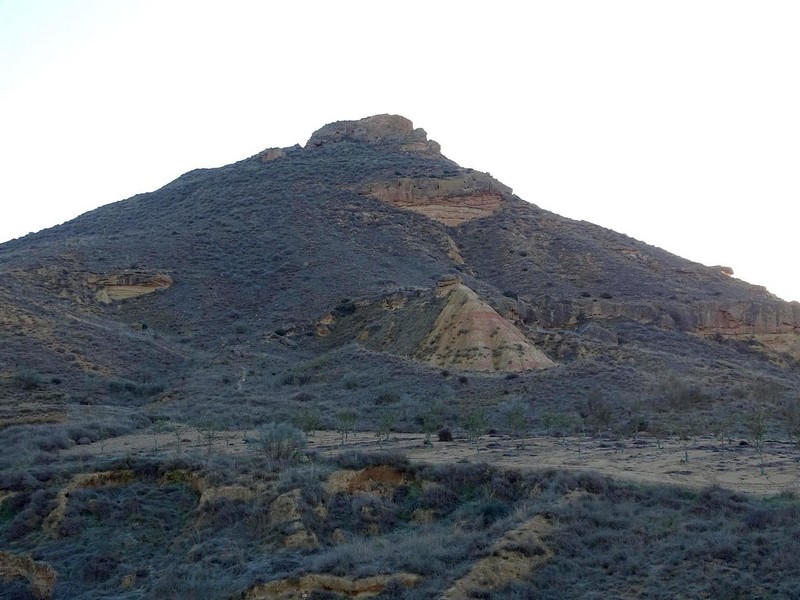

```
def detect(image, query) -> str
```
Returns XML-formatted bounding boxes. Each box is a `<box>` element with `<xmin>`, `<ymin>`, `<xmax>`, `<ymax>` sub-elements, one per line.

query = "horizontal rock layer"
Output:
<box><xmin>365</xmin><ymin>173</ymin><xmax>509</xmax><ymax>226</ymax></box>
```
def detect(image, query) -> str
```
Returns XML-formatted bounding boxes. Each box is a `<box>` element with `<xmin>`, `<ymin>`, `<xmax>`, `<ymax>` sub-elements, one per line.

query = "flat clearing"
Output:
<box><xmin>64</xmin><ymin>427</ymin><xmax>800</xmax><ymax>496</ymax></box>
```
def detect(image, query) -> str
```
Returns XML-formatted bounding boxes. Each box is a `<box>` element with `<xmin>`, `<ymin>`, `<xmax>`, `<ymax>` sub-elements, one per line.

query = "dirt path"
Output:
<box><xmin>63</xmin><ymin>427</ymin><xmax>800</xmax><ymax>497</ymax></box>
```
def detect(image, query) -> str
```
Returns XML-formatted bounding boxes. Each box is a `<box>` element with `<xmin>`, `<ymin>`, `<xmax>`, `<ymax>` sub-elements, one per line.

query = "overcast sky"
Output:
<box><xmin>1</xmin><ymin>1</ymin><xmax>798</xmax><ymax>301</ymax></box>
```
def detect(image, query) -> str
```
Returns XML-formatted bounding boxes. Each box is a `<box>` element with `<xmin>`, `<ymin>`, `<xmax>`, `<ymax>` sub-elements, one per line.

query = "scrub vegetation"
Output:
<box><xmin>2</xmin><ymin>442</ymin><xmax>799</xmax><ymax>599</ymax></box>
<box><xmin>2</xmin><ymin>116</ymin><xmax>799</xmax><ymax>597</ymax></box>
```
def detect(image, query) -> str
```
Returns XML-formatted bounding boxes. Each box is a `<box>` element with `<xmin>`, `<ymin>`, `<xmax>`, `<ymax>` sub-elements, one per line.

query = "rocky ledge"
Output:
<box><xmin>306</xmin><ymin>114</ymin><xmax>442</xmax><ymax>155</ymax></box>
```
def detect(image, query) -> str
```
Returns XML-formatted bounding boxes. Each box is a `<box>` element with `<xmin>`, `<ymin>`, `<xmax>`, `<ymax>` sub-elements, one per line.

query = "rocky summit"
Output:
<box><xmin>1</xmin><ymin>115</ymin><xmax>799</xmax><ymax>599</ymax></box>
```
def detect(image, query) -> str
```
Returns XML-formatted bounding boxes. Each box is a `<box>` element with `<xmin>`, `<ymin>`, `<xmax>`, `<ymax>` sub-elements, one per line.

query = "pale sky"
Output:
<box><xmin>1</xmin><ymin>1</ymin><xmax>798</xmax><ymax>302</ymax></box>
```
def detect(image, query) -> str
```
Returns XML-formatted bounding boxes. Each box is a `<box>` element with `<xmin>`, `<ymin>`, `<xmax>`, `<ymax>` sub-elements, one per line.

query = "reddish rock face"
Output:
<box><xmin>367</xmin><ymin>184</ymin><xmax>503</xmax><ymax>226</ymax></box>
<box><xmin>86</xmin><ymin>271</ymin><xmax>173</xmax><ymax>303</ymax></box>
<box><xmin>305</xmin><ymin>114</ymin><xmax>512</xmax><ymax>226</ymax></box>
<box><xmin>416</xmin><ymin>283</ymin><xmax>556</xmax><ymax>372</ymax></box>
<box><xmin>365</xmin><ymin>173</ymin><xmax>509</xmax><ymax>227</ymax></box>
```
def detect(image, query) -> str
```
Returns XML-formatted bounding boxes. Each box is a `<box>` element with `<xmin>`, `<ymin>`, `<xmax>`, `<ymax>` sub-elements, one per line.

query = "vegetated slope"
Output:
<box><xmin>1</xmin><ymin>451</ymin><xmax>799</xmax><ymax>599</ymax></box>
<box><xmin>454</xmin><ymin>201</ymin><xmax>800</xmax><ymax>343</ymax></box>
<box><xmin>1</xmin><ymin>114</ymin><xmax>799</xmax><ymax>437</ymax></box>
<box><xmin>2</xmin><ymin>114</ymin><xmax>800</xmax><ymax>599</ymax></box>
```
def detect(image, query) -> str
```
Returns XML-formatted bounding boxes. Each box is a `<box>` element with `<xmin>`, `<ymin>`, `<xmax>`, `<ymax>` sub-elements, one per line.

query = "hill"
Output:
<box><xmin>1</xmin><ymin>114</ymin><xmax>799</xmax><ymax>598</ymax></box>
<box><xmin>2</xmin><ymin>114</ymin><xmax>798</xmax><ymax>431</ymax></box>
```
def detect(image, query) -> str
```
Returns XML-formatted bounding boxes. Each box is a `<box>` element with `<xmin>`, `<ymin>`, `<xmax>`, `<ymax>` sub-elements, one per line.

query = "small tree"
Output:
<box><xmin>376</xmin><ymin>410</ymin><xmax>395</xmax><ymax>448</ymax></box>
<box><xmin>542</xmin><ymin>410</ymin><xmax>579</xmax><ymax>444</ymax></box>
<box><xmin>747</xmin><ymin>404</ymin><xmax>768</xmax><ymax>476</ymax></box>
<box><xmin>709</xmin><ymin>412</ymin><xmax>736</xmax><ymax>460</ymax></box>
<box><xmin>417</xmin><ymin>402</ymin><xmax>444</xmax><ymax>446</ymax></box>
<box><xmin>554</xmin><ymin>412</ymin><xmax>579</xmax><ymax>445</ymax></box>
<box><xmin>463</xmin><ymin>408</ymin><xmax>488</xmax><ymax>452</ymax></box>
<box><xmin>665</xmin><ymin>417</ymin><xmax>697</xmax><ymax>463</ymax></box>
<box><xmin>651</xmin><ymin>418</ymin><xmax>669</xmax><ymax>450</ymax></box>
<box><xmin>150</xmin><ymin>418</ymin><xmax>169</xmax><ymax>452</ymax></box>
<box><xmin>234</xmin><ymin>406</ymin><xmax>254</xmax><ymax>443</ymax></box>
<box><xmin>171</xmin><ymin>423</ymin><xmax>186</xmax><ymax>455</ymax></box>
<box><xmin>420</xmin><ymin>412</ymin><xmax>439</xmax><ymax>446</ymax></box>
<box><xmin>751</xmin><ymin>380</ymin><xmax>784</xmax><ymax>405</ymax></box>
<box><xmin>504</xmin><ymin>400</ymin><xmax>530</xmax><ymax>450</ymax></box>
<box><xmin>336</xmin><ymin>409</ymin><xmax>357</xmax><ymax>446</ymax></box>
<box><xmin>675</xmin><ymin>419</ymin><xmax>695</xmax><ymax>464</ymax></box>
<box><xmin>197</xmin><ymin>420</ymin><xmax>220</xmax><ymax>453</ymax></box>
<box><xmin>215</xmin><ymin>416</ymin><xmax>236</xmax><ymax>447</ymax></box>
<box><xmin>585</xmin><ymin>389</ymin><xmax>613</xmax><ymax>436</ymax></box>
<box><xmin>293</xmin><ymin>405</ymin><xmax>322</xmax><ymax>437</ymax></box>
<box><xmin>781</xmin><ymin>396</ymin><xmax>800</xmax><ymax>460</ymax></box>
<box><xmin>541</xmin><ymin>410</ymin><xmax>557</xmax><ymax>438</ymax></box>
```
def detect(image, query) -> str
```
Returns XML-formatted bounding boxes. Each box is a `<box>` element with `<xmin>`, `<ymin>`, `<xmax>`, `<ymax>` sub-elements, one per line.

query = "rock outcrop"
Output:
<box><xmin>307</xmin><ymin>114</ymin><xmax>508</xmax><ymax>226</ymax></box>
<box><xmin>88</xmin><ymin>271</ymin><xmax>172</xmax><ymax>303</ymax></box>
<box><xmin>568</xmin><ymin>297</ymin><xmax>800</xmax><ymax>335</ymax></box>
<box><xmin>306</xmin><ymin>114</ymin><xmax>441</xmax><ymax>155</ymax></box>
<box><xmin>198</xmin><ymin>484</ymin><xmax>255</xmax><ymax>506</ymax></box>
<box><xmin>259</xmin><ymin>147</ymin><xmax>286</xmax><ymax>162</ymax></box>
<box><xmin>442</xmin><ymin>515</ymin><xmax>552</xmax><ymax>599</ymax></box>
<box><xmin>415</xmin><ymin>278</ymin><xmax>556</xmax><ymax>371</ymax></box>
<box><xmin>268</xmin><ymin>489</ymin><xmax>319</xmax><ymax>549</ymax></box>
<box><xmin>365</xmin><ymin>172</ymin><xmax>508</xmax><ymax>226</ymax></box>
<box><xmin>325</xmin><ymin>466</ymin><xmax>407</xmax><ymax>497</ymax></box>
<box><xmin>317</xmin><ymin>277</ymin><xmax>556</xmax><ymax>372</ymax></box>
<box><xmin>243</xmin><ymin>572</ymin><xmax>420</xmax><ymax>600</ymax></box>
<box><xmin>0</xmin><ymin>551</ymin><xmax>57</xmax><ymax>599</ymax></box>
<box><xmin>561</xmin><ymin>297</ymin><xmax>800</xmax><ymax>357</ymax></box>
<box><xmin>509</xmin><ymin>293</ymin><xmax>800</xmax><ymax>360</ymax></box>
<box><xmin>44</xmin><ymin>470</ymin><xmax>136</xmax><ymax>536</ymax></box>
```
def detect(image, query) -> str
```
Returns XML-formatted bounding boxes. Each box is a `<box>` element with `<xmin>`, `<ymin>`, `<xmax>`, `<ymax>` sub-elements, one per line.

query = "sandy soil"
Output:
<box><xmin>63</xmin><ymin>427</ymin><xmax>800</xmax><ymax>497</ymax></box>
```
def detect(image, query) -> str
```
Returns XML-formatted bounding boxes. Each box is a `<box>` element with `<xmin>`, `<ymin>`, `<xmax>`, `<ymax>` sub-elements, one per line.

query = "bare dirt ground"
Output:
<box><xmin>63</xmin><ymin>427</ymin><xmax>800</xmax><ymax>497</ymax></box>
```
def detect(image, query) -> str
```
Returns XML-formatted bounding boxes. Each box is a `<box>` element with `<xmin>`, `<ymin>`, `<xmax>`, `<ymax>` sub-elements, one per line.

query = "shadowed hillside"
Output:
<box><xmin>1</xmin><ymin>115</ymin><xmax>799</xmax><ymax>598</ymax></box>
<box><xmin>2</xmin><ymin>115</ymin><xmax>797</xmax><ymax>427</ymax></box>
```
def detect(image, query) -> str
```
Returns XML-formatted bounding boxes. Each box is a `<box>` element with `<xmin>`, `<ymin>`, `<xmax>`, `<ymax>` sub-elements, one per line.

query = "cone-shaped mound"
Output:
<box><xmin>415</xmin><ymin>279</ymin><xmax>556</xmax><ymax>372</ymax></box>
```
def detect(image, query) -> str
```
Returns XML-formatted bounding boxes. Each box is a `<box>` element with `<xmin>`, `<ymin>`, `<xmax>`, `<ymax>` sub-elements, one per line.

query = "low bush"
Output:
<box><xmin>429</xmin><ymin>463</ymin><xmax>493</xmax><ymax>499</ymax></box>
<box><xmin>331</xmin><ymin>450</ymin><xmax>410</xmax><ymax>471</ymax></box>
<box><xmin>341</xmin><ymin>373</ymin><xmax>365</xmax><ymax>390</ymax></box>
<box><xmin>418</xmin><ymin>483</ymin><xmax>459</xmax><ymax>514</ymax></box>
<box><xmin>256</xmin><ymin>423</ymin><xmax>306</xmax><ymax>463</ymax></box>
<box><xmin>456</xmin><ymin>498</ymin><xmax>511</xmax><ymax>527</ymax></box>
<box><xmin>375</xmin><ymin>389</ymin><xmax>400</xmax><ymax>404</ymax></box>
<box><xmin>14</xmin><ymin>368</ymin><xmax>42</xmax><ymax>390</ymax></box>
<box><xmin>82</xmin><ymin>554</ymin><xmax>119</xmax><ymax>583</ymax></box>
<box><xmin>281</xmin><ymin>372</ymin><xmax>313</xmax><ymax>386</ymax></box>
<box><xmin>107</xmin><ymin>378</ymin><xmax>165</xmax><ymax>399</ymax></box>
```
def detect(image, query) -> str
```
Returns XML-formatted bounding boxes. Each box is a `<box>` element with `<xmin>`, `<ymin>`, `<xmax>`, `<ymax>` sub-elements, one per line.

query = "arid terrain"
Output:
<box><xmin>63</xmin><ymin>426</ymin><xmax>800</xmax><ymax>497</ymax></box>
<box><xmin>3</xmin><ymin>115</ymin><xmax>800</xmax><ymax>598</ymax></box>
